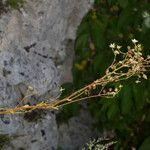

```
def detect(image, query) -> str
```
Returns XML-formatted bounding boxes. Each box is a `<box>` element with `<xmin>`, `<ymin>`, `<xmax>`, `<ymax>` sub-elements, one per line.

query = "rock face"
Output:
<box><xmin>0</xmin><ymin>0</ymin><xmax>94</xmax><ymax>149</ymax></box>
<box><xmin>57</xmin><ymin>110</ymin><xmax>99</xmax><ymax>150</ymax></box>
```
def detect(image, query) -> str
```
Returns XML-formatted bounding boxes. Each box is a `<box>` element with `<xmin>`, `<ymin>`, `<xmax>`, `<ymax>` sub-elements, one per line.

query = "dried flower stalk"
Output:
<box><xmin>0</xmin><ymin>40</ymin><xmax>150</xmax><ymax>115</ymax></box>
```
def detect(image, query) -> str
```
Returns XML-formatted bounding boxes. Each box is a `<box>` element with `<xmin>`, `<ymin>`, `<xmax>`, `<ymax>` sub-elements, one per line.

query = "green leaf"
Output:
<box><xmin>117</xmin><ymin>7</ymin><xmax>133</xmax><ymax>30</ymax></box>
<box><xmin>120</xmin><ymin>85</ymin><xmax>133</xmax><ymax>114</ymax></box>
<box><xmin>93</xmin><ymin>53</ymin><xmax>104</xmax><ymax>74</ymax></box>
<box><xmin>118</xmin><ymin>0</ymin><xmax>128</xmax><ymax>8</ymax></box>
<box><xmin>90</xmin><ymin>19</ymin><xmax>106</xmax><ymax>49</ymax></box>
<box><xmin>133</xmin><ymin>84</ymin><xmax>145</xmax><ymax>110</ymax></box>
<box><xmin>5</xmin><ymin>0</ymin><xmax>24</xmax><ymax>9</ymax></box>
<box><xmin>100</xmin><ymin>100</ymin><xmax>112</xmax><ymax>113</ymax></box>
<box><xmin>107</xmin><ymin>101</ymin><xmax>119</xmax><ymax>120</ymax></box>
<box><xmin>107</xmin><ymin>0</ymin><xmax>116</xmax><ymax>5</ymax></box>
<box><xmin>139</xmin><ymin>136</ymin><xmax>150</xmax><ymax>150</ymax></box>
<box><xmin>77</xmin><ymin>21</ymin><xmax>89</xmax><ymax>37</ymax></box>
<box><xmin>75</xmin><ymin>34</ymin><xmax>89</xmax><ymax>53</ymax></box>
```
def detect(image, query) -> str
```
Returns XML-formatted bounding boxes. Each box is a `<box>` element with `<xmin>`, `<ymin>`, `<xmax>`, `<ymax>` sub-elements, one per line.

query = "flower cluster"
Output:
<box><xmin>107</xmin><ymin>39</ymin><xmax>149</xmax><ymax>85</ymax></box>
<box><xmin>82</xmin><ymin>137</ymin><xmax>117</xmax><ymax>150</ymax></box>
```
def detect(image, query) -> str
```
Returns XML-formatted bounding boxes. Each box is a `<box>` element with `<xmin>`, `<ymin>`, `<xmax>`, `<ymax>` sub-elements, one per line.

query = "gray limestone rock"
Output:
<box><xmin>0</xmin><ymin>0</ymin><xmax>94</xmax><ymax>149</ymax></box>
<box><xmin>58</xmin><ymin>110</ymin><xmax>100</xmax><ymax>150</ymax></box>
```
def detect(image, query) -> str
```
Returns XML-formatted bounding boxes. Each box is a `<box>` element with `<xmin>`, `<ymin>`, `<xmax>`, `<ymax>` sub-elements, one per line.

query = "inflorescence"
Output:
<box><xmin>0</xmin><ymin>39</ymin><xmax>150</xmax><ymax>115</ymax></box>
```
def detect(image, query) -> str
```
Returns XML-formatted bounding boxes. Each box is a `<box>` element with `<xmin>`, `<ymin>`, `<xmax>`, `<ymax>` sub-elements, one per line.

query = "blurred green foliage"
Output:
<box><xmin>5</xmin><ymin>0</ymin><xmax>24</xmax><ymax>10</ymax></box>
<box><xmin>58</xmin><ymin>0</ymin><xmax>150</xmax><ymax>149</ymax></box>
<box><xmin>0</xmin><ymin>0</ymin><xmax>24</xmax><ymax>14</ymax></box>
<box><xmin>0</xmin><ymin>134</ymin><xmax>10</xmax><ymax>150</ymax></box>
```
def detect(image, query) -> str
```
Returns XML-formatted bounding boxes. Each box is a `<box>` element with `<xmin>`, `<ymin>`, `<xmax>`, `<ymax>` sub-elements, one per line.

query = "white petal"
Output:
<box><xmin>132</xmin><ymin>39</ymin><xmax>138</xmax><ymax>43</ymax></box>
<box><xmin>117</xmin><ymin>45</ymin><xmax>122</xmax><ymax>49</ymax></box>
<box><xmin>109</xmin><ymin>43</ymin><xmax>115</xmax><ymax>48</ymax></box>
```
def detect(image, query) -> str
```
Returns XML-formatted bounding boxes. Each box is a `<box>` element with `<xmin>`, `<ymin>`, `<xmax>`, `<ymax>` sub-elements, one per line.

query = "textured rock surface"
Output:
<box><xmin>0</xmin><ymin>0</ymin><xmax>94</xmax><ymax>149</ymax></box>
<box><xmin>58</xmin><ymin>110</ymin><xmax>99</xmax><ymax>150</ymax></box>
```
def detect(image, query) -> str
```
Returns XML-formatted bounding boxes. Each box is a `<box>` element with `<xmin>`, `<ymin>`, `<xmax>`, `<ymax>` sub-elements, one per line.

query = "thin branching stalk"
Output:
<box><xmin>0</xmin><ymin>39</ymin><xmax>150</xmax><ymax>115</ymax></box>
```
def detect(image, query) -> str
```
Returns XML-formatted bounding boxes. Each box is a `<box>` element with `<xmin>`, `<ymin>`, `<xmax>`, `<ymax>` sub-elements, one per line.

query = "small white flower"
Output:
<box><xmin>143</xmin><ymin>74</ymin><xmax>148</xmax><ymax>80</ymax></box>
<box><xmin>116</xmin><ymin>45</ymin><xmax>122</xmax><ymax>50</ymax></box>
<box><xmin>114</xmin><ymin>50</ymin><xmax>119</xmax><ymax>55</ymax></box>
<box><xmin>114</xmin><ymin>88</ymin><xmax>118</xmax><ymax>92</ymax></box>
<box><xmin>143</xmin><ymin>11</ymin><xmax>150</xmax><ymax>18</ymax></box>
<box><xmin>137</xmin><ymin>44</ymin><xmax>142</xmax><ymax>48</ymax></box>
<box><xmin>132</xmin><ymin>39</ymin><xmax>138</xmax><ymax>44</ymax></box>
<box><xmin>119</xmin><ymin>85</ymin><xmax>123</xmax><ymax>88</ymax></box>
<box><xmin>109</xmin><ymin>43</ymin><xmax>115</xmax><ymax>49</ymax></box>
<box><xmin>127</xmin><ymin>46</ymin><xmax>131</xmax><ymax>49</ymax></box>
<box><xmin>60</xmin><ymin>87</ymin><xmax>65</xmax><ymax>92</ymax></box>
<box><xmin>135</xmin><ymin>80</ymin><xmax>141</xmax><ymax>84</ymax></box>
